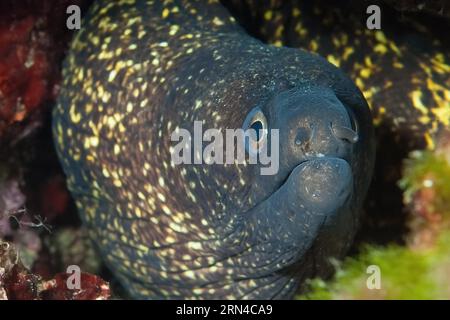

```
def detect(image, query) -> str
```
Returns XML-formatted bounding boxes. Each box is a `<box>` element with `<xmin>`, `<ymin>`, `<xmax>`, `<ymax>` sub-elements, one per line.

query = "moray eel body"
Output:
<box><xmin>53</xmin><ymin>0</ymin><xmax>374</xmax><ymax>299</ymax></box>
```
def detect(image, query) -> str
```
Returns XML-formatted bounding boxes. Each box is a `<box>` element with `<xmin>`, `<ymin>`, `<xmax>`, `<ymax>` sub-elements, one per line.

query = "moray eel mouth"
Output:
<box><xmin>235</xmin><ymin>155</ymin><xmax>354</xmax><ymax>298</ymax></box>
<box><xmin>256</xmin><ymin>155</ymin><xmax>353</xmax><ymax>229</ymax></box>
<box><xmin>251</xmin><ymin>156</ymin><xmax>353</xmax><ymax>222</ymax></box>
<box><xmin>245</xmin><ymin>155</ymin><xmax>354</xmax><ymax>253</ymax></box>
<box><xmin>285</xmin><ymin>156</ymin><xmax>353</xmax><ymax>215</ymax></box>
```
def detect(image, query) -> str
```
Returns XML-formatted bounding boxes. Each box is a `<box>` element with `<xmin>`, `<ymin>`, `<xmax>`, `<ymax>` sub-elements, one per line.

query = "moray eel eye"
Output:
<box><xmin>243</xmin><ymin>107</ymin><xmax>268</xmax><ymax>154</ymax></box>
<box><xmin>250</xmin><ymin>120</ymin><xmax>263</xmax><ymax>140</ymax></box>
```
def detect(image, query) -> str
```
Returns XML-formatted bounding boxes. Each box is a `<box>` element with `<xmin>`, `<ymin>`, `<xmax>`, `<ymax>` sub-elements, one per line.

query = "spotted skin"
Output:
<box><xmin>52</xmin><ymin>0</ymin><xmax>375</xmax><ymax>299</ymax></box>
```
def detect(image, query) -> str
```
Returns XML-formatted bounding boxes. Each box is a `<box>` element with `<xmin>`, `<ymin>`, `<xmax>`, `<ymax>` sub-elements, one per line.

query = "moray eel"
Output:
<box><xmin>52</xmin><ymin>0</ymin><xmax>375</xmax><ymax>299</ymax></box>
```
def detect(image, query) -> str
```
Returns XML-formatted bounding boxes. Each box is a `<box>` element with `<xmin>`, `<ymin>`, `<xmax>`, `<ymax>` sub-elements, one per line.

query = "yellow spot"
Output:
<box><xmin>188</xmin><ymin>242</ymin><xmax>202</xmax><ymax>250</ymax></box>
<box><xmin>165</xmin><ymin>235</ymin><xmax>176</xmax><ymax>244</ymax></box>
<box><xmin>170</xmin><ymin>223</ymin><xmax>187</xmax><ymax>233</ymax></box>
<box><xmin>374</xmin><ymin>44</ymin><xmax>387</xmax><ymax>55</ymax></box>
<box><xmin>162</xmin><ymin>8</ymin><xmax>170</xmax><ymax>18</ymax></box>
<box><xmin>264</xmin><ymin>10</ymin><xmax>273</xmax><ymax>21</ymax></box>
<box><xmin>194</xmin><ymin>100</ymin><xmax>202</xmax><ymax>110</ymax></box>
<box><xmin>332</xmin><ymin>37</ymin><xmax>341</xmax><ymax>48</ymax></box>
<box><xmin>212</xmin><ymin>17</ymin><xmax>224</xmax><ymax>26</ymax></box>
<box><xmin>364</xmin><ymin>57</ymin><xmax>373</xmax><ymax>68</ymax></box>
<box><xmin>138</xmin><ymin>30</ymin><xmax>146</xmax><ymax>39</ymax></box>
<box><xmin>162</xmin><ymin>205</ymin><xmax>171</xmax><ymax>214</ymax></box>
<box><xmin>432</xmin><ymin>105</ymin><xmax>450</xmax><ymax>126</ymax></box>
<box><xmin>137</xmin><ymin>98</ymin><xmax>147</xmax><ymax>109</ymax></box>
<box><xmin>69</xmin><ymin>104</ymin><xmax>82</xmax><ymax>123</ymax></box>
<box><xmin>375</xmin><ymin>31</ymin><xmax>387</xmax><ymax>44</ymax></box>
<box><xmin>275</xmin><ymin>25</ymin><xmax>284</xmax><ymax>39</ymax></box>
<box><xmin>327</xmin><ymin>55</ymin><xmax>340</xmax><ymax>67</ymax></box>
<box><xmin>419</xmin><ymin>116</ymin><xmax>430</xmax><ymax>125</ymax></box>
<box><xmin>431</xmin><ymin>55</ymin><xmax>450</xmax><ymax>74</ymax></box>
<box><xmin>101</xmin><ymin>91</ymin><xmax>111</xmax><ymax>103</ymax></box>
<box><xmin>388</xmin><ymin>42</ymin><xmax>402</xmax><ymax>56</ymax></box>
<box><xmin>102</xmin><ymin>168</ymin><xmax>110</xmax><ymax>178</ymax></box>
<box><xmin>360</xmin><ymin>68</ymin><xmax>371</xmax><ymax>79</ymax></box>
<box><xmin>90</xmin><ymin>36</ymin><xmax>100</xmax><ymax>46</ymax></box>
<box><xmin>107</xmin><ymin>70</ymin><xmax>117</xmax><ymax>82</ymax></box>
<box><xmin>137</xmin><ymin>192</ymin><xmax>146</xmax><ymax>200</ymax></box>
<box><xmin>384</xmin><ymin>80</ymin><xmax>393</xmax><ymax>89</ymax></box>
<box><xmin>84</xmin><ymin>136</ymin><xmax>99</xmax><ymax>148</ymax></box>
<box><xmin>169</xmin><ymin>25</ymin><xmax>179</xmax><ymax>36</ymax></box>
<box><xmin>424</xmin><ymin>133</ymin><xmax>435</xmax><ymax>149</ymax></box>
<box><xmin>410</xmin><ymin>90</ymin><xmax>428</xmax><ymax>115</ymax></box>
<box><xmin>126</xmin><ymin>102</ymin><xmax>133</xmax><ymax>112</ymax></box>
<box><xmin>309</xmin><ymin>40</ymin><xmax>318</xmax><ymax>52</ymax></box>
<box><xmin>85</xmin><ymin>103</ymin><xmax>93</xmax><ymax>114</ymax></box>
<box><xmin>273</xmin><ymin>40</ymin><xmax>283</xmax><ymax>47</ymax></box>
<box><xmin>132</xmin><ymin>206</ymin><xmax>141</xmax><ymax>218</ymax></box>
<box><xmin>107</xmin><ymin>116</ymin><xmax>117</xmax><ymax>128</ymax></box>
<box><xmin>342</xmin><ymin>47</ymin><xmax>354</xmax><ymax>60</ymax></box>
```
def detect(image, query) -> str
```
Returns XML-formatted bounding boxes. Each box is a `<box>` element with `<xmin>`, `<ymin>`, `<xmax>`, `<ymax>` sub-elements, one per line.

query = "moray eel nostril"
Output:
<box><xmin>294</xmin><ymin>126</ymin><xmax>313</xmax><ymax>146</ymax></box>
<box><xmin>52</xmin><ymin>0</ymin><xmax>375</xmax><ymax>299</ymax></box>
<box><xmin>331</xmin><ymin>123</ymin><xmax>359</xmax><ymax>144</ymax></box>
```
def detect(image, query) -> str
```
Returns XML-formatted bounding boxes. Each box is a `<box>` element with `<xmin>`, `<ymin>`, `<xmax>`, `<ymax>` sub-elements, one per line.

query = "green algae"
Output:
<box><xmin>298</xmin><ymin>149</ymin><xmax>450</xmax><ymax>300</ymax></box>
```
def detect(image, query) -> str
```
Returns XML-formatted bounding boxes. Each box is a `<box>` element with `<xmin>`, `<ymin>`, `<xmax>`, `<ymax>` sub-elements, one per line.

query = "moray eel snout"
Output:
<box><xmin>281</xmin><ymin>88</ymin><xmax>356</xmax><ymax>214</ymax></box>
<box><xmin>247</xmin><ymin>87</ymin><xmax>356</xmax><ymax>260</ymax></box>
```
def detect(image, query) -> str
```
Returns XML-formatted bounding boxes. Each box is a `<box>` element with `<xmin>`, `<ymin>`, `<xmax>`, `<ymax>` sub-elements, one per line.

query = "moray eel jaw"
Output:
<box><xmin>247</xmin><ymin>155</ymin><xmax>353</xmax><ymax>246</ymax></box>
<box><xmin>292</xmin><ymin>157</ymin><xmax>352</xmax><ymax>217</ymax></box>
<box><xmin>236</xmin><ymin>156</ymin><xmax>354</xmax><ymax>298</ymax></box>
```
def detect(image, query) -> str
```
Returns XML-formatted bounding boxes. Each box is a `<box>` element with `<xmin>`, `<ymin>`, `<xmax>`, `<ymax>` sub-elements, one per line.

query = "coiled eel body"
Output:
<box><xmin>53</xmin><ymin>0</ymin><xmax>375</xmax><ymax>299</ymax></box>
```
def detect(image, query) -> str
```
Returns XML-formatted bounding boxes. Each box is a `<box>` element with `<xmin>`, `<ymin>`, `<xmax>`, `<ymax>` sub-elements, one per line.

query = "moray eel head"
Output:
<box><xmin>249</xmin><ymin>86</ymin><xmax>358</xmax><ymax>211</ymax></box>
